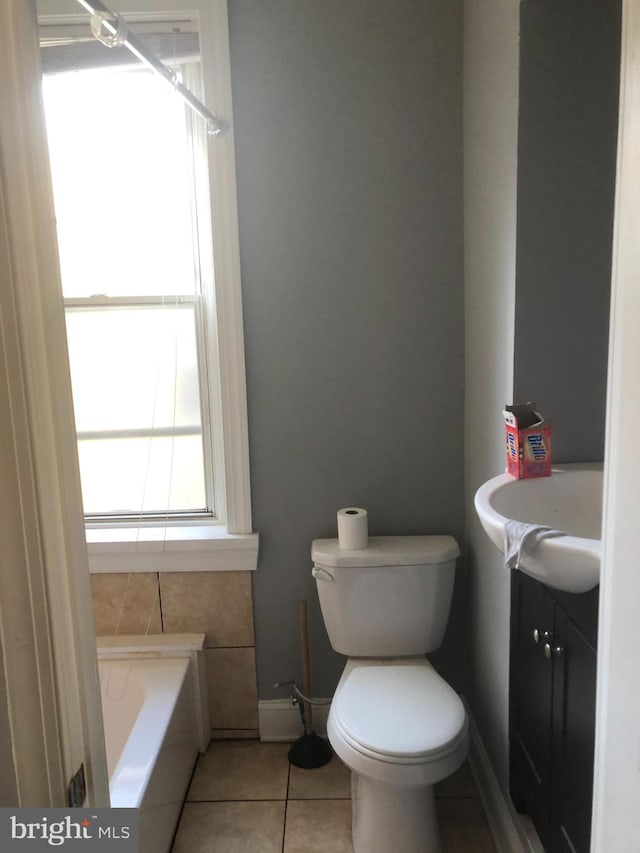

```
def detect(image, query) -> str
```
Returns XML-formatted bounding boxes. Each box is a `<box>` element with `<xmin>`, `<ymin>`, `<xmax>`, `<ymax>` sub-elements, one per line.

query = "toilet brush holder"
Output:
<box><xmin>288</xmin><ymin>600</ymin><xmax>333</xmax><ymax>769</ymax></box>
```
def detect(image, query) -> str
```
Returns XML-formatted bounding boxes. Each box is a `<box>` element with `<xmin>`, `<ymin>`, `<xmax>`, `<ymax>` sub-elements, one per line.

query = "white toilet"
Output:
<box><xmin>312</xmin><ymin>535</ymin><xmax>468</xmax><ymax>853</ymax></box>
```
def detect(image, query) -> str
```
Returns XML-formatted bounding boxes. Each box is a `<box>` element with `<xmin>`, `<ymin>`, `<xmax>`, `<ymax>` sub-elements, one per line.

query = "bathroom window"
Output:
<box><xmin>44</xmin><ymin>65</ymin><xmax>214</xmax><ymax>518</ymax></box>
<box><xmin>38</xmin><ymin>1</ymin><xmax>256</xmax><ymax>569</ymax></box>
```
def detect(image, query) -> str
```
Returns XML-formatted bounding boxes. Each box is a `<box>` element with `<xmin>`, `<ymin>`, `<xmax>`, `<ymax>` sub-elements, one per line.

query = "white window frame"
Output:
<box><xmin>37</xmin><ymin>0</ymin><xmax>257</xmax><ymax>571</ymax></box>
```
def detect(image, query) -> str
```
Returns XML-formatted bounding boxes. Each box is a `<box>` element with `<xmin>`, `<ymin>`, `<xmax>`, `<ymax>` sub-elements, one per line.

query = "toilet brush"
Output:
<box><xmin>288</xmin><ymin>600</ymin><xmax>333</xmax><ymax>769</ymax></box>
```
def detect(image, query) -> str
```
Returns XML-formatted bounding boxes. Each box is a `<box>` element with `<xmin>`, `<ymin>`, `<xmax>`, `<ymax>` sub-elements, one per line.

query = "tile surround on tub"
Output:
<box><xmin>91</xmin><ymin>572</ymin><xmax>162</xmax><ymax>636</ymax></box>
<box><xmin>206</xmin><ymin>647</ymin><xmax>259</xmax><ymax>730</ymax></box>
<box><xmin>159</xmin><ymin>571</ymin><xmax>254</xmax><ymax>647</ymax></box>
<box><xmin>90</xmin><ymin>571</ymin><xmax>260</xmax><ymax>735</ymax></box>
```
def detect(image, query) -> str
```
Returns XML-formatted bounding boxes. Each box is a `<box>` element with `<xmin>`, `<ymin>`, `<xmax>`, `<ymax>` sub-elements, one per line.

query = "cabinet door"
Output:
<box><xmin>551</xmin><ymin>608</ymin><xmax>597</xmax><ymax>853</ymax></box>
<box><xmin>510</xmin><ymin>572</ymin><xmax>555</xmax><ymax>844</ymax></box>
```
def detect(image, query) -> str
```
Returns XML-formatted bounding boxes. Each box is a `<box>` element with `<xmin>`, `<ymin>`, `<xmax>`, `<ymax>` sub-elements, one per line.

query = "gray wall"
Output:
<box><xmin>514</xmin><ymin>0</ymin><xmax>621</xmax><ymax>462</ymax></box>
<box><xmin>228</xmin><ymin>0</ymin><xmax>465</xmax><ymax>699</ymax></box>
<box><xmin>463</xmin><ymin>0</ymin><xmax>519</xmax><ymax>789</ymax></box>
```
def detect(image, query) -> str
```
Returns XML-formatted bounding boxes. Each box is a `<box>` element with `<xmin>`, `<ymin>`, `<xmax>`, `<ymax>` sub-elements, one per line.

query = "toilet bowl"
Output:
<box><xmin>312</xmin><ymin>535</ymin><xmax>467</xmax><ymax>852</ymax></box>
<box><xmin>328</xmin><ymin>658</ymin><xmax>468</xmax><ymax>852</ymax></box>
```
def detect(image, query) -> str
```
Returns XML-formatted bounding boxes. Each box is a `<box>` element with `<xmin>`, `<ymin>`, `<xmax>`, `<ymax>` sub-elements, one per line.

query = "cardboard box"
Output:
<box><xmin>503</xmin><ymin>403</ymin><xmax>552</xmax><ymax>479</ymax></box>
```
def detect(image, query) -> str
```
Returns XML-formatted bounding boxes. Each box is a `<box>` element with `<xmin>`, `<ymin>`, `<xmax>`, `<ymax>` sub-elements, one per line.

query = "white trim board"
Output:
<box><xmin>87</xmin><ymin>529</ymin><xmax>259</xmax><ymax>572</ymax></box>
<box><xmin>466</xmin><ymin>709</ymin><xmax>543</xmax><ymax>853</ymax></box>
<box><xmin>258</xmin><ymin>699</ymin><xmax>331</xmax><ymax>742</ymax></box>
<box><xmin>592</xmin><ymin>1</ymin><xmax>640</xmax><ymax>848</ymax></box>
<box><xmin>0</xmin><ymin>0</ymin><xmax>109</xmax><ymax>806</ymax></box>
<box><xmin>97</xmin><ymin>633</ymin><xmax>210</xmax><ymax>754</ymax></box>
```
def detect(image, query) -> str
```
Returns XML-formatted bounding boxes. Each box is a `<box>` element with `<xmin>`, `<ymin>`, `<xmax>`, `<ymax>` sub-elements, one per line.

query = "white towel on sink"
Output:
<box><xmin>503</xmin><ymin>520</ymin><xmax>564</xmax><ymax>570</ymax></box>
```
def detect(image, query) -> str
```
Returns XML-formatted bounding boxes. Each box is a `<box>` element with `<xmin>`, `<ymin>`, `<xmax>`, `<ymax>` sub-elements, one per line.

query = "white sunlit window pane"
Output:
<box><xmin>78</xmin><ymin>436</ymin><xmax>206</xmax><ymax>515</ymax></box>
<box><xmin>65</xmin><ymin>305</ymin><xmax>202</xmax><ymax>432</ymax></box>
<box><xmin>65</xmin><ymin>304</ymin><xmax>207</xmax><ymax>514</ymax></box>
<box><xmin>43</xmin><ymin>68</ymin><xmax>197</xmax><ymax>297</ymax></box>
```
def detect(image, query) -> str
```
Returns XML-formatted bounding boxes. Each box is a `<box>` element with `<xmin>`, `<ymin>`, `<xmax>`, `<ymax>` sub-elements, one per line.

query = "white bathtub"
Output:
<box><xmin>97</xmin><ymin>635</ymin><xmax>210</xmax><ymax>853</ymax></box>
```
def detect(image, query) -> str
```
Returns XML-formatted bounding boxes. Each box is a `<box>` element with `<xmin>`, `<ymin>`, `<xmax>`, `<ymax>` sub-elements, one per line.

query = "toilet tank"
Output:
<box><xmin>312</xmin><ymin>535</ymin><xmax>460</xmax><ymax>657</ymax></box>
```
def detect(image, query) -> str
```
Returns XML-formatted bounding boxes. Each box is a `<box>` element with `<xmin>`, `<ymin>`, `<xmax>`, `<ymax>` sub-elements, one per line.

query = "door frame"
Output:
<box><xmin>0</xmin><ymin>0</ymin><xmax>108</xmax><ymax>807</ymax></box>
<box><xmin>592</xmin><ymin>0</ymin><xmax>640</xmax><ymax>847</ymax></box>
<box><xmin>3</xmin><ymin>0</ymin><xmax>640</xmax><ymax>837</ymax></box>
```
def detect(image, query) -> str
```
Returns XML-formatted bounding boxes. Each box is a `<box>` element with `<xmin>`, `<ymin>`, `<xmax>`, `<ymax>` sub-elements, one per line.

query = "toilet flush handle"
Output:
<box><xmin>312</xmin><ymin>566</ymin><xmax>335</xmax><ymax>582</ymax></box>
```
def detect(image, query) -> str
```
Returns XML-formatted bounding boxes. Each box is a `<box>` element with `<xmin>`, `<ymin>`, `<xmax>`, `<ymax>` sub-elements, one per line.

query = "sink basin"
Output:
<box><xmin>474</xmin><ymin>463</ymin><xmax>603</xmax><ymax>593</ymax></box>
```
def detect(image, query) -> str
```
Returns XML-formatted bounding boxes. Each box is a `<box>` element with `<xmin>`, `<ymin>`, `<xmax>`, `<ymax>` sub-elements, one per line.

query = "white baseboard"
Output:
<box><xmin>258</xmin><ymin>698</ymin><xmax>330</xmax><ymax>742</ymax></box>
<box><xmin>466</xmin><ymin>707</ymin><xmax>544</xmax><ymax>853</ymax></box>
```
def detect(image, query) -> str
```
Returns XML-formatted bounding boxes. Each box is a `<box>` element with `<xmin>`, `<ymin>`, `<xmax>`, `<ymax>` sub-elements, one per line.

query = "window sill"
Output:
<box><xmin>86</xmin><ymin>525</ymin><xmax>259</xmax><ymax>573</ymax></box>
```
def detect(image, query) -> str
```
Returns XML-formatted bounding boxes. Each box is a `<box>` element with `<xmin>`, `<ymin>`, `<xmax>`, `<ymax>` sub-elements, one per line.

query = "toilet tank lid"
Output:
<box><xmin>311</xmin><ymin>535</ymin><xmax>459</xmax><ymax>568</ymax></box>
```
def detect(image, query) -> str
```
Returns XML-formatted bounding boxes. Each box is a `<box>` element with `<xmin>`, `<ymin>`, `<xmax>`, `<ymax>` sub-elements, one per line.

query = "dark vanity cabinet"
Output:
<box><xmin>510</xmin><ymin>571</ymin><xmax>599</xmax><ymax>853</ymax></box>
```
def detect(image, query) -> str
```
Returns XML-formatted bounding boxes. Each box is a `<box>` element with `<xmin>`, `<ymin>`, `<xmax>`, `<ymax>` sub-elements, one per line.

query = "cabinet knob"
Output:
<box><xmin>533</xmin><ymin>628</ymin><xmax>552</xmax><ymax>644</ymax></box>
<box><xmin>544</xmin><ymin>643</ymin><xmax>564</xmax><ymax>659</ymax></box>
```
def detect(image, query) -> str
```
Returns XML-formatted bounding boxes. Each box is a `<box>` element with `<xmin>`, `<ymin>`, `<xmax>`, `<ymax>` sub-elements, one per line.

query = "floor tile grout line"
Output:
<box><xmin>282</xmin><ymin>759</ymin><xmax>291</xmax><ymax>853</ymax></box>
<box><xmin>186</xmin><ymin>797</ymin><xmax>288</xmax><ymax>804</ymax></box>
<box><xmin>288</xmin><ymin>797</ymin><xmax>352</xmax><ymax>801</ymax></box>
<box><xmin>175</xmin><ymin>746</ymin><xmax>494</xmax><ymax>851</ymax></box>
<box><xmin>183</xmin><ymin>792</ymin><xmax>480</xmax><ymax>805</ymax></box>
<box><xmin>169</xmin><ymin>752</ymin><xmax>202</xmax><ymax>851</ymax></box>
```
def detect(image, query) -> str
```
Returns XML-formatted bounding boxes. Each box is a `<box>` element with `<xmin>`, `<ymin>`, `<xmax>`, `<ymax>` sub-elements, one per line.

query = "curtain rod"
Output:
<box><xmin>74</xmin><ymin>0</ymin><xmax>226</xmax><ymax>138</ymax></box>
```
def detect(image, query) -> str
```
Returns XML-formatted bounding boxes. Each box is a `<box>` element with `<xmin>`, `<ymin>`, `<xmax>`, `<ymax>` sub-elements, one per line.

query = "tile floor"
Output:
<box><xmin>171</xmin><ymin>740</ymin><xmax>497</xmax><ymax>852</ymax></box>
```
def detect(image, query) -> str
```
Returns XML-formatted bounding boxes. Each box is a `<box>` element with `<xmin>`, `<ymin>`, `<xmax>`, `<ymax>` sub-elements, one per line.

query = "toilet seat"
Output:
<box><xmin>332</xmin><ymin>663</ymin><xmax>466</xmax><ymax>760</ymax></box>
<box><xmin>327</xmin><ymin>659</ymin><xmax>468</xmax><ymax>787</ymax></box>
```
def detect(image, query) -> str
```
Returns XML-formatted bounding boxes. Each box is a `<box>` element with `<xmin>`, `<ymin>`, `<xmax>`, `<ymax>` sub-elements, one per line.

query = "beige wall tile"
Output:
<box><xmin>91</xmin><ymin>573</ymin><xmax>161</xmax><ymax>636</ymax></box>
<box><xmin>206</xmin><ymin>647</ymin><xmax>259</xmax><ymax>730</ymax></box>
<box><xmin>159</xmin><ymin>571</ymin><xmax>254</xmax><ymax>647</ymax></box>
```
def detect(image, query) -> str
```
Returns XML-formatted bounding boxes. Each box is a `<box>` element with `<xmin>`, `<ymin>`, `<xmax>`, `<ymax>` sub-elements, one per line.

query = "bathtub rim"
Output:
<box><xmin>96</xmin><ymin>633</ymin><xmax>210</xmax><ymax>754</ymax></box>
<box><xmin>101</xmin><ymin>655</ymin><xmax>191</xmax><ymax>807</ymax></box>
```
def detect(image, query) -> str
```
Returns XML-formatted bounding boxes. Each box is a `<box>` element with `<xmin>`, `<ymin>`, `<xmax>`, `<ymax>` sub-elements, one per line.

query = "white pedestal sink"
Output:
<box><xmin>474</xmin><ymin>463</ymin><xmax>602</xmax><ymax>593</ymax></box>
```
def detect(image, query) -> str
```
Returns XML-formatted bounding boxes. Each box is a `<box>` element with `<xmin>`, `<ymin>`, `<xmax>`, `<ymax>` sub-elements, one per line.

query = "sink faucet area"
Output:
<box><xmin>474</xmin><ymin>463</ymin><xmax>603</xmax><ymax>593</ymax></box>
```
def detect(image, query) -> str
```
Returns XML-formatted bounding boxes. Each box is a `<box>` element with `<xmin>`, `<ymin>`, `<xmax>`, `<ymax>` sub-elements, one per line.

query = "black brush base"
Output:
<box><xmin>288</xmin><ymin>732</ymin><xmax>333</xmax><ymax>769</ymax></box>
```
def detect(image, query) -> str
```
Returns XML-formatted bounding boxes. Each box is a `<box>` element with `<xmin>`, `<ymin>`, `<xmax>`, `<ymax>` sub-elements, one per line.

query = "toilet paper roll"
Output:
<box><xmin>337</xmin><ymin>507</ymin><xmax>368</xmax><ymax>550</ymax></box>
